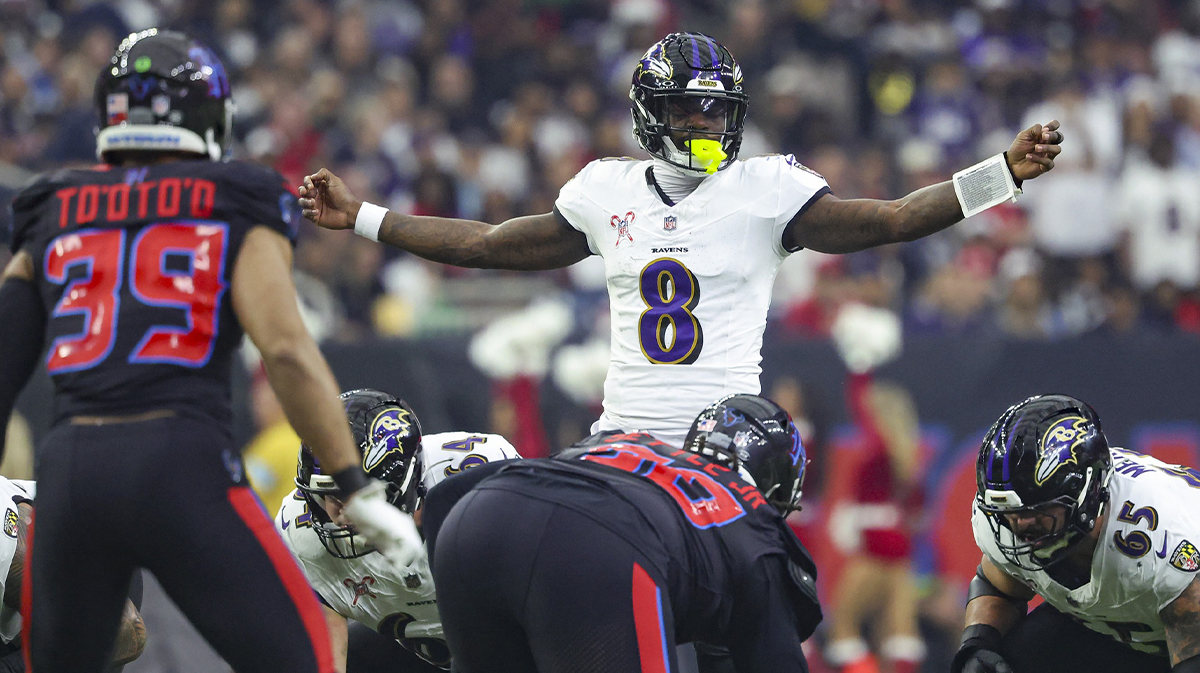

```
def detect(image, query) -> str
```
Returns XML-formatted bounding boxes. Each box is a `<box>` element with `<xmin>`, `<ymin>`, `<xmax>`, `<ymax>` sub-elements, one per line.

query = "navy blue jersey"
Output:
<box><xmin>459</xmin><ymin>431</ymin><xmax>822</xmax><ymax>646</ymax></box>
<box><xmin>8</xmin><ymin>159</ymin><xmax>300</xmax><ymax>426</ymax></box>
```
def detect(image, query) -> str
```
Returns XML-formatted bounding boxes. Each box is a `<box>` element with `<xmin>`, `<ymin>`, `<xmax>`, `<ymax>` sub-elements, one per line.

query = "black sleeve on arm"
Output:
<box><xmin>0</xmin><ymin>278</ymin><xmax>46</xmax><ymax>459</ymax></box>
<box><xmin>727</xmin><ymin>554</ymin><xmax>812</xmax><ymax>673</ymax></box>
<box><xmin>422</xmin><ymin>459</ymin><xmax>520</xmax><ymax>563</ymax></box>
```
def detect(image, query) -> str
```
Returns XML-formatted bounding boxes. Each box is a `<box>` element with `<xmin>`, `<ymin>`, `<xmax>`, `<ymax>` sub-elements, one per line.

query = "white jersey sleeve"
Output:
<box><xmin>420</xmin><ymin>432</ymin><xmax>521</xmax><ymax>494</ymax></box>
<box><xmin>275</xmin><ymin>490</ymin><xmax>450</xmax><ymax>668</ymax></box>
<box><xmin>972</xmin><ymin>447</ymin><xmax>1200</xmax><ymax>655</ymax></box>
<box><xmin>0</xmin><ymin>478</ymin><xmax>33</xmax><ymax>644</ymax></box>
<box><xmin>742</xmin><ymin>154</ymin><xmax>831</xmax><ymax>256</ymax></box>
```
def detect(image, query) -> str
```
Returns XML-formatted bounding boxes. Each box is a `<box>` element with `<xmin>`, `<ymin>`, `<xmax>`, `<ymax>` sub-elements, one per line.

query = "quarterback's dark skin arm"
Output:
<box><xmin>785</xmin><ymin>120</ymin><xmax>1062</xmax><ymax>253</ymax></box>
<box><xmin>2</xmin><ymin>503</ymin><xmax>147</xmax><ymax>666</ymax></box>
<box><xmin>300</xmin><ymin>122</ymin><xmax>1061</xmax><ymax>265</ymax></box>
<box><xmin>1162</xmin><ymin>576</ymin><xmax>1200</xmax><ymax>666</ymax></box>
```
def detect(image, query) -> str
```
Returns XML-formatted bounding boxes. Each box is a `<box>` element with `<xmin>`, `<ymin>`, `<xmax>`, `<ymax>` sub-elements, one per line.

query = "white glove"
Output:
<box><xmin>342</xmin><ymin>480</ymin><xmax>434</xmax><ymax>594</ymax></box>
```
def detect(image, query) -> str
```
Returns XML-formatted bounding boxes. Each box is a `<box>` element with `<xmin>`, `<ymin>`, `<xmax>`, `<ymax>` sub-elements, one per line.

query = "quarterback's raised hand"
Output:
<box><xmin>341</xmin><ymin>479</ymin><xmax>434</xmax><ymax>595</ymax></box>
<box><xmin>1006</xmin><ymin>119</ymin><xmax>1064</xmax><ymax>182</ymax></box>
<box><xmin>299</xmin><ymin>168</ymin><xmax>362</xmax><ymax>231</ymax></box>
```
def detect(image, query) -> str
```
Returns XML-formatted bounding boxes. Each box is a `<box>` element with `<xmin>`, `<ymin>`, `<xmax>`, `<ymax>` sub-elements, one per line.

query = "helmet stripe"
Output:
<box><xmin>690</xmin><ymin>36</ymin><xmax>701</xmax><ymax>78</ymax></box>
<box><xmin>704</xmin><ymin>35</ymin><xmax>719</xmax><ymax>68</ymax></box>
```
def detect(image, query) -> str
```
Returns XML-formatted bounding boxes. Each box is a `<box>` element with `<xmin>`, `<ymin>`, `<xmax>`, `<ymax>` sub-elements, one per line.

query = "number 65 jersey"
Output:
<box><xmin>972</xmin><ymin>447</ymin><xmax>1200</xmax><ymax>655</ymax></box>
<box><xmin>9</xmin><ymin>160</ymin><xmax>299</xmax><ymax>426</ymax></box>
<box><xmin>276</xmin><ymin>432</ymin><xmax>520</xmax><ymax>669</ymax></box>
<box><xmin>554</xmin><ymin>155</ymin><xmax>829</xmax><ymax>445</ymax></box>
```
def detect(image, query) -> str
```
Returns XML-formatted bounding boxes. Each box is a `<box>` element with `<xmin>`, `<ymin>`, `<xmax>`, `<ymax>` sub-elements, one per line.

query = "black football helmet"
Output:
<box><xmin>630</xmin><ymin>32</ymin><xmax>749</xmax><ymax>173</ymax></box>
<box><xmin>976</xmin><ymin>394</ymin><xmax>1112</xmax><ymax>570</ymax></box>
<box><xmin>684</xmin><ymin>394</ymin><xmax>808</xmax><ymax>513</ymax></box>
<box><xmin>95</xmin><ymin>29</ymin><xmax>233</xmax><ymax>162</ymax></box>
<box><xmin>295</xmin><ymin>389</ymin><xmax>424</xmax><ymax>559</ymax></box>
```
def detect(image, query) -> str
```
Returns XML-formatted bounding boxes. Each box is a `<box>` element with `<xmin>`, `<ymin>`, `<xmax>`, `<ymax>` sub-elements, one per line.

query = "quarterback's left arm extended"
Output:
<box><xmin>785</xmin><ymin>121</ymin><xmax>1062</xmax><ymax>253</ymax></box>
<box><xmin>1161</xmin><ymin>576</ymin><xmax>1200</xmax><ymax>668</ymax></box>
<box><xmin>0</xmin><ymin>252</ymin><xmax>44</xmax><ymax>460</ymax></box>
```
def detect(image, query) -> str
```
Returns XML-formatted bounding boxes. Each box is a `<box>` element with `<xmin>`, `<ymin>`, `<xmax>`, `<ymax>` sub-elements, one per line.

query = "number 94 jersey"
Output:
<box><xmin>276</xmin><ymin>432</ymin><xmax>519</xmax><ymax>668</ymax></box>
<box><xmin>554</xmin><ymin>155</ymin><xmax>829</xmax><ymax>444</ymax></box>
<box><xmin>9</xmin><ymin>160</ymin><xmax>300</xmax><ymax>425</ymax></box>
<box><xmin>972</xmin><ymin>448</ymin><xmax>1200</xmax><ymax>655</ymax></box>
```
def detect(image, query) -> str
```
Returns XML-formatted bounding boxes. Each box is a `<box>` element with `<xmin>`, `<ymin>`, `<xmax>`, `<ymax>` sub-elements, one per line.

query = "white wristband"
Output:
<box><xmin>354</xmin><ymin>202</ymin><xmax>388</xmax><ymax>242</ymax></box>
<box><xmin>952</xmin><ymin>153</ymin><xmax>1021</xmax><ymax>219</ymax></box>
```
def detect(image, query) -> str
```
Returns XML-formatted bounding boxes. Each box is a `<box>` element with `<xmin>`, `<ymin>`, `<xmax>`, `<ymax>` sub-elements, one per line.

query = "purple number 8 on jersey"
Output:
<box><xmin>638</xmin><ymin>257</ymin><xmax>704</xmax><ymax>365</ymax></box>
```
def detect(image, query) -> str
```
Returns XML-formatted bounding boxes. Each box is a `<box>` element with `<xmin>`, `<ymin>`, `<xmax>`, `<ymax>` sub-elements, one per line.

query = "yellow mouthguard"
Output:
<box><xmin>687</xmin><ymin>139</ymin><xmax>727</xmax><ymax>175</ymax></box>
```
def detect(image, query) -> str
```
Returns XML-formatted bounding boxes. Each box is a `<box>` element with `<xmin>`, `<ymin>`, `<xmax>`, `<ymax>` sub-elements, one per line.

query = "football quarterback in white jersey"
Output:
<box><xmin>298</xmin><ymin>32</ymin><xmax>1063</xmax><ymax>444</ymax></box>
<box><xmin>953</xmin><ymin>395</ymin><xmax>1200</xmax><ymax>673</ymax></box>
<box><xmin>275</xmin><ymin>389</ymin><xmax>520</xmax><ymax>672</ymax></box>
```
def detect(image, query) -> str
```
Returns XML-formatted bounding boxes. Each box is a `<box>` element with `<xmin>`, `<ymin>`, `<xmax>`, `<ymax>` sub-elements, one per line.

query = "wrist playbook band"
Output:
<box><xmin>952</xmin><ymin>153</ymin><xmax>1021</xmax><ymax>219</ymax></box>
<box><xmin>354</xmin><ymin>202</ymin><xmax>388</xmax><ymax>242</ymax></box>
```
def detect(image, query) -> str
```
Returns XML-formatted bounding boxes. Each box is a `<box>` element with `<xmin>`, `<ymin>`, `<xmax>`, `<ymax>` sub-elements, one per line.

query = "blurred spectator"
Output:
<box><xmin>242</xmin><ymin>369</ymin><xmax>300</xmax><ymax>516</ymax></box>
<box><xmin>1114</xmin><ymin>129</ymin><xmax>1200</xmax><ymax>293</ymax></box>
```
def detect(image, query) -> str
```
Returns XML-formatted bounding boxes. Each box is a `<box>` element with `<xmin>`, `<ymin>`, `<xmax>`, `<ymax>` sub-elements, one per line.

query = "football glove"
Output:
<box><xmin>342</xmin><ymin>479</ymin><xmax>430</xmax><ymax>586</ymax></box>
<box><xmin>951</xmin><ymin>624</ymin><xmax>1012</xmax><ymax>673</ymax></box>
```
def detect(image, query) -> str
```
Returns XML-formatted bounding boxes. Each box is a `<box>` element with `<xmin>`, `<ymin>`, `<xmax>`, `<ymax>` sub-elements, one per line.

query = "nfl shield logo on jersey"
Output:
<box><xmin>664</xmin><ymin>215</ymin><xmax>677</xmax><ymax>231</ymax></box>
<box><xmin>1170</xmin><ymin>540</ymin><xmax>1200</xmax><ymax>572</ymax></box>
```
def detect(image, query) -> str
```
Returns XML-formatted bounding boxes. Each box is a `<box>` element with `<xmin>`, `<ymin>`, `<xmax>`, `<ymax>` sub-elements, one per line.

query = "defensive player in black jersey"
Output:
<box><xmin>0</xmin><ymin>30</ymin><xmax>425</xmax><ymax>673</ymax></box>
<box><xmin>421</xmin><ymin>394</ymin><xmax>822</xmax><ymax>673</ymax></box>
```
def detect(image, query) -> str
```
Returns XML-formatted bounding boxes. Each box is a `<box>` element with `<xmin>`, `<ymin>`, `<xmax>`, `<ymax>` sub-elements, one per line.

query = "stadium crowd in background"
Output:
<box><xmin>2</xmin><ymin>0</ymin><xmax>1200</xmax><ymax>344</ymax></box>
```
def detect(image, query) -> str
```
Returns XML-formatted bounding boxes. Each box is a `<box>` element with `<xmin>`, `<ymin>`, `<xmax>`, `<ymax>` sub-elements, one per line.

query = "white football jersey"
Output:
<box><xmin>0</xmin><ymin>479</ymin><xmax>34</xmax><ymax>645</ymax></box>
<box><xmin>555</xmin><ymin>155</ymin><xmax>829</xmax><ymax>445</ymax></box>
<box><xmin>973</xmin><ymin>448</ymin><xmax>1200</xmax><ymax>655</ymax></box>
<box><xmin>276</xmin><ymin>432</ymin><xmax>519</xmax><ymax>668</ymax></box>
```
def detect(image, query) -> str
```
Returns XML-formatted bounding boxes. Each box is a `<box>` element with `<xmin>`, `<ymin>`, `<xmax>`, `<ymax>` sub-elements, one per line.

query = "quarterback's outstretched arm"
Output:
<box><xmin>786</xmin><ymin>121</ymin><xmax>1062</xmax><ymax>254</ymax></box>
<box><xmin>1161</xmin><ymin>576</ymin><xmax>1200</xmax><ymax>668</ymax></box>
<box><xmin>299</xmin><ymin>169</ymin><xmax>592</xmax><ymax>271</ymax></box>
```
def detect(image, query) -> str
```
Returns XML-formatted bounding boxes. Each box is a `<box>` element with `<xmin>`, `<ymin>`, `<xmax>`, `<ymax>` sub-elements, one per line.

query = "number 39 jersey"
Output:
<box><xmin>9</xmin><ymin>159</ymin><xmax>300</xmax><ymax>425</ymax></box>
<box><xmin>276</xmin><ymin>432</ymin><xmax>519</xmax><ymax>668</ymax></box>
<box><xmin>554</xmin><ymin>155</ymin><xmax>829</xmax><ymax>444</ymax></box>
<box><xmin>972</xmin><ymin>448</ymin><xmax>1200</xmax><ymax>655</ymax></box>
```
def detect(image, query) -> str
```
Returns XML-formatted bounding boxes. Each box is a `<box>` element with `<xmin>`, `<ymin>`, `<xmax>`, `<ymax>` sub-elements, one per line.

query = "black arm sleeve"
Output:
<box><xmin>422</xmin><ymin>459</ymin><xmax>519</xmax><ymax>564</ymax></box>
<box><xmin>727</xmin><ymin>554</ymin><xmax>811</xmax><ymax>673</ymax></box>
<box><xmin>0</xmin><ymin>277</ymin><xmax>46</xmax><ymax>460</ymax></box>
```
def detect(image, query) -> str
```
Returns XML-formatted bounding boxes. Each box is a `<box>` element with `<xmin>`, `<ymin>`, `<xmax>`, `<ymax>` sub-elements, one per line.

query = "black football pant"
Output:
<box><xmin>433</xmin><ymin>487</ymin><xmax>680</xmax><ymax>673</ymax></box>
<box><xmin>1001</xmin><ymin>602</ymin><xmax>1170</xmax><ymax>673</ymax></box>
<box><xmin>26</xmin><ymin>415</ymin><xmax>333</xmax><ymax>673</ymax></box>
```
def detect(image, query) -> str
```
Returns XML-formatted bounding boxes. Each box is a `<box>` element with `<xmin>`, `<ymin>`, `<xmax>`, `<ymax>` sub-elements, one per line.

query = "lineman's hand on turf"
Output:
<box><xmin>342</xmin><ymin>480</ymin><xmax>433</xmax><ymax>593</ymax></box>
<box><xmin>299</xmin><ymin>168</ymin><xmax>362</xmax><ymax>231</ymax></box>
<box><xmin>955</xmin><ymin>649</ymin><xmax>1012</xmax><ymax>673</ymax></box>
<box><xmin>1006</xmin><ymin>119</ymin><xmax>1063</xmax><ymax>182</ymax></box>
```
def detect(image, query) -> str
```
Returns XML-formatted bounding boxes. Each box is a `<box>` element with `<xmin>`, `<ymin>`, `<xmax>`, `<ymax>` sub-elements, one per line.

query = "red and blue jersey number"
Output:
<box><xmin>581</xmin><ymin>442</ymin><xmax>746</xmax><ymax>529</ymax></box>
<box><xmin>43</xmin><ymin>222</ymin><xmax>229</xmax><ymax>373</ymax></box>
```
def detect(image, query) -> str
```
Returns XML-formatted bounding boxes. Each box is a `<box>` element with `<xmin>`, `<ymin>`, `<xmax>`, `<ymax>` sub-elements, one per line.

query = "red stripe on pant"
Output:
<box><xmin>227</xmin><ymin>487</ymin><xmax>334</xmax><ymax>673</ymax></box>
<box><xmin>20</xmin><ymin>513</ymin><xmax>33</xmax><ymax>672</ymax></box>
<box><xmin>631</xmin><ymin>561</ymin><xmax>670</xmax><ymax>673</ymax></box>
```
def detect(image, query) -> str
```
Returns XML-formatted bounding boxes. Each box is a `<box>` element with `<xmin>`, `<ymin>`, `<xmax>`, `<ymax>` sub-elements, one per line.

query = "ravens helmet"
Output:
<box><xmin>295</xmin><ymin>389</ymin><xmax>424</xmax><ymax>559</ymax></box>
<box><xmin>630</xmin><ymin>32</ymin><xmax>749</xmax><ymax>173</ymax></box>
<box><xmin>976</xmin><ymin>394</ymin><xmax>1112</xmax><ymax>570</ymax></box>
<box><xmin>95</xmin><ymin>29</ymin><xmax>233</xmax><ymax>162</ymax></box>
<box><xmin>684</xmin><ymin>394</ymin><xmax>808</xmax><ymax>513</ymax></box>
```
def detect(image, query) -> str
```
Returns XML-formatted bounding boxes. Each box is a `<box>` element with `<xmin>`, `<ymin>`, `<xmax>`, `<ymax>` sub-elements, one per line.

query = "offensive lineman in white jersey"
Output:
<box><xmin>0</xmin><ymin>478</ymin><xmax>146</xmax><ymax>672</ymax></box>
<box><xmin>275</xmin><ymin>389</ymin><xmax>520</xmax><ymax>673</ymax></box>
<box><xmin>953</xmin><ymin>395</ymin><xmax>1200</xmax><ymax>673</ymax></box>
<box><xmin>297</xmin><ymin>32</ymin><xmax>1063</xmax><ymax>445</ymax></box>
